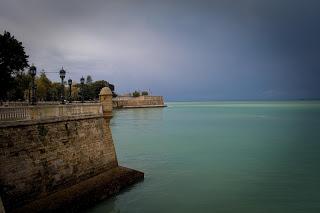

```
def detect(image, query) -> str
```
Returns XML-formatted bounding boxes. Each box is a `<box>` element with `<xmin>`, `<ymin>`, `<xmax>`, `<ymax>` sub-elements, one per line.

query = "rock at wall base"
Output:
<box><xmin>10</xmin><ymin>166</ymin><xmax>144</xmax><ymax>213</ymax></box>
<box><xmin>0</xmin><ymin>197</ymin><xmax>5</xmax><ymax>213</ymax></box>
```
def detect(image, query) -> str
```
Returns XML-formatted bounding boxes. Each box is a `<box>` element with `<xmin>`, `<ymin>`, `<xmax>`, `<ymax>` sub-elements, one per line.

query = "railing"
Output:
<box><xmin>0</xmin><ymin>103</ymin><xmax>103</xmax><ymax>122</ymax></box>
<box><xmin>0</xmin><ymin>101</ymin><xmax>99</xmax><ymax>107</ymax></box>
<box><xmin>0</xmin><ymin>107</ymin><xmax>30</xmax><ymax>120</ymax></box>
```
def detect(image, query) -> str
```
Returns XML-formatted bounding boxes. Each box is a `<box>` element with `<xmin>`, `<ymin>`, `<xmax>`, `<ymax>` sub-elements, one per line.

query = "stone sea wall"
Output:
<box><xmin>113</xmin><ymin>96</ymin><xmax>165</xmax><ymax>108</ymax></box>
<box><xmin>0</xmin><ymin>87</ymin><xmax>143</xmax><ymax>212</ymax></box>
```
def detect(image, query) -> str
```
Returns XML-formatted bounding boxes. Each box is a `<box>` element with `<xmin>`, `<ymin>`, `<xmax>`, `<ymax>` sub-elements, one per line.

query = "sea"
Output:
<box><xmin>88</xmin><ymin>101</ymin><xmax>320</xmax><ymax>213</ymax></box>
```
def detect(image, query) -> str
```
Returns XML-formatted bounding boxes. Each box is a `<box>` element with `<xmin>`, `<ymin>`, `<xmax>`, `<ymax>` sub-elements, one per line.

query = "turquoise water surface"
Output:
<box><xmin>89</xmin><ymin>101</ymin><xmax>320</xmax><ymax>213</ymax></box>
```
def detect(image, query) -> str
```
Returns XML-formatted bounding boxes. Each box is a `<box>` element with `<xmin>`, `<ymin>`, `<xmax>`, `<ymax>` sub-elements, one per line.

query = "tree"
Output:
<box><xmin>133</xmin><ymin>91</ymin><xmax>140</xmax><ymax>97</ymax></box>
<box><xmin>91</xmin><ymin>80</ymin><xmax>108</xmax><ymax>99</ymax></box>
<box><xmin>141</xmin><ymin>91</ymin><xmax>149</xmax><ymax>96</ymax></box>
<box><xmin>36</xmin><ymin>72</ymin><xmax>52</xmax><ymax>101</ymax></box>
<box><xmin>86</xmin><ymin>75</ymin><xmax>93</xmax><ymax>84</ymax></box>
<box><xmin>75</xmin><ymin>80</ymin><xmax>117</xmax><ymax>100</ymax></box>
<box><xmin>48</xmin><ymin>82</ymin><xmax>61</xmax><ymax>101</ymax></box>
<box><xmin>0</xmin><ymin>31</ymin><xmax>29</xmax><ymax>101</ymax></box>
<box><xmin>71</xmin><ymin>85</ymin><xmax>80</xmax><ymax>101</ymax></box>
<box><xmin>108</xmin><ymin>83</ymin><xmax>115</xmax><ymax>92</ymax></box>
<box><xmin>7</xmin><ymin>71</ymin><xmax>32</xmax><ymax>101</ymax></box>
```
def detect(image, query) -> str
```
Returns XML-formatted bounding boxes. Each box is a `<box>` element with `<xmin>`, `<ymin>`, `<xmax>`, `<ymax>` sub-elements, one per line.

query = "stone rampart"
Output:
<box><xmin>113</xmin><ymin>96</ymin><xmax>166</xmax><ymax>108</ymax></box>
<box><xmin>0</xmin><ymin>87</ymin><xmax>143</xmax><ymax>212</ymax></box>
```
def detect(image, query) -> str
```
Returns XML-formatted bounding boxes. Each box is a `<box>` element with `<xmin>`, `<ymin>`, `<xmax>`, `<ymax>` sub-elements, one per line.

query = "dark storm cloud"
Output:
<box><xmin>1</xmin><ymin>0</ymin><xmax>320</xmax><ymax>100</ymax></box>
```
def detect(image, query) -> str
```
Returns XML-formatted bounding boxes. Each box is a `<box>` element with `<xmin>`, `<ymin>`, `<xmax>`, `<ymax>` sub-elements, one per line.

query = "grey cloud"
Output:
<box><xmin>1</xmin><ymin>0</ymin><xmax>320</xmax><ymax>100</ymax></box>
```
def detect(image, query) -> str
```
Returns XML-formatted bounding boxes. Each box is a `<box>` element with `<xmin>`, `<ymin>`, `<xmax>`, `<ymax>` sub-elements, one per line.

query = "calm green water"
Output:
<box><xmin>89</xmin><ymin>101</ymin><xmax>320</xmax><ymax>213</ymax></box>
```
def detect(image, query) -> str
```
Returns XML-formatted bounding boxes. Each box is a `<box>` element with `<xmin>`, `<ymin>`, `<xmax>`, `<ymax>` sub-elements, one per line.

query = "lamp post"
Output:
<box><xmin>28</xmin><ymin>64</ymin><xmax>37</xmax><ymax>105</ymax></box>
<box><xmin>59</xmin><ymin>67</ymin><xmax>66</xmax><ymax>104</ymax></box>
<box><xmin>68</xmin><ymin>78</ymin><xmax>72</xmax><ymax>103</ymax></box>
<box><xmin>80</xmin><ymin>76</ymin><xmax>85</xmax><ymax>103</ymax></box>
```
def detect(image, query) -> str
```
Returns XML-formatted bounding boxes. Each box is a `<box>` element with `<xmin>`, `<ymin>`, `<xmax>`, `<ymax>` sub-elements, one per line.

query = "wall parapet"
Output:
<box><xmin>113</xmin><ymin>96</ymin><xmax>165</xmax><ymax>108</ymax></box>
<box><xmin>0</xmin><ymin>103</ymin><xmax>102</xmax><ymax>122</ymax></box>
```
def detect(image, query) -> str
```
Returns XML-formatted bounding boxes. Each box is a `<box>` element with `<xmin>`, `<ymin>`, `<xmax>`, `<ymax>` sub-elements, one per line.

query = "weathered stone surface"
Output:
<box><xmin>0</xmin><ymin>197</ymin><xmax>5</xmax><ymax>213</ymax></box>
<box><xmin>0</xmin><ymin>87</ymin><xmax>144</xmax><ymax>212</ymax></box>
<box><xmin>113</xmin><ymin>96</ymin><xmax>166</xmax><ymax>108</ymax></box>
<box><xmin>11</xmin><ymin>166</ymin><xmax>144</xmax><ymax>213</ymax></box>
<box><xmin>0</xmin><ymin>117</ymin><xmax>118</xmax><ymax>212</ymax></box>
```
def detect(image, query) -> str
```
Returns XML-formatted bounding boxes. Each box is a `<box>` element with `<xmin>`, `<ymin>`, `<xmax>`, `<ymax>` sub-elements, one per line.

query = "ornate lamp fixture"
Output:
<box><xmin>59</xmin><ymin>67</ymin><xmax>66</xmax><ymax>104</ymax></box>
<box><xmin>28</xmin><ymin>64</ymin><xmax>37</xmax><ymax>105</ymax></box>
<box><xmin>80</xmin><ymin>76</ymin><xmax>85</xmax><ymax>103</ymax></box>
<box><xmin>68</xmin><ymin>78</ymin><xmax>72</xmax><ymax>103</ymax></box>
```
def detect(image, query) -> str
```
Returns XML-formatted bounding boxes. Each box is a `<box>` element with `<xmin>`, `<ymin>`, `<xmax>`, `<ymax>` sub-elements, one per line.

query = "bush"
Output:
<box><xmin>141</xmin><ymin>91</ymin><xmax>148</xmax><ymax>96</ymax></box>
<box><xmin>132</xmin><ymin>91</ymin><xmax>140</xmax><ymax>97</ymax></box>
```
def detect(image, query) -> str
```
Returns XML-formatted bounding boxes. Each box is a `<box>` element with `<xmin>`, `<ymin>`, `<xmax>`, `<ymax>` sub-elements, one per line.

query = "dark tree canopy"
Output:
<box><xmin>133</xmin><ymin>91</ymin><xmax>140</xmax><ymax>97</ymax></box>
<box><xmin>108</xmin><ymin>83</ymin><xmax>115</xmax><ymax>92</ymax></box>
<box><xmin>0</xmin><ymin>31</ymin><xmax>29</xmax><ymax>100</ymax></box>
<box><xmin>36</xmin><ymin>72</ymin><xmax>52</xmax><ymax>101</ymax></box>
<box><xmin>141</xmin><ymin>91</ymin><xmax>149</xmax><ymax>96</ymax></box>
<box><xmin>8</xmin><ymin>71</ymin><xmax>32</xmax><ymax>101</ymax></box>
<box><xmin>76</xmin><ymin>80</ymin><xmax>117</xmax><ymax>100</ymax></box>
<box><xmin>92</xmin><ymin>80</ymin><xmax>108</xmax><ymax>99</ymax></box>
<box><xmin>86</xmin><ymin>75</ymin><xmax>93</xmax><ymax>84</ymax></box>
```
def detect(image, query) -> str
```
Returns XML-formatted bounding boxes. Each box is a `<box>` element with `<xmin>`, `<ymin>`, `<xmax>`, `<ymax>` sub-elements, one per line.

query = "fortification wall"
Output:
<box><xmin>0</xmin><ymin>87</ymin><xmax>143</xmax><ymax>212</ymax></box>
<box><xmin>0</xmin><ymin>116</ymin><xmax>117</xmax><ymax>210</ymax></box>
<box><xmin>113</xmin><ymin>96</ymin><xmax>165</xmax><ymax>108</ymax></box>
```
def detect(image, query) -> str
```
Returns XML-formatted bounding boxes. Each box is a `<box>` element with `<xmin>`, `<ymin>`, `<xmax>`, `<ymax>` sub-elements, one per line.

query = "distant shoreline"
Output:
<box><xmin>165</xmin><ymin>99</ymin><xmax>320</xmax><ymax>103</ymax></box>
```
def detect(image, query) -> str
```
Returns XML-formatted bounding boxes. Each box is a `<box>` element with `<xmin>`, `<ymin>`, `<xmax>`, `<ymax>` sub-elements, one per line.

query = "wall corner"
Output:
<box><xmin>99</xmin><ymin>87</ymin><xmax>113</xmax><ymax>118</ymax></box>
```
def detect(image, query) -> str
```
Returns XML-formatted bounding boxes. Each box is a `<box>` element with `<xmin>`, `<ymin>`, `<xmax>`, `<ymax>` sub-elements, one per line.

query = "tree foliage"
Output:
<box><xmin>133</xmin><ymin>91</ymin><xmax>140</xmax><ymax>97</ymax></box>
<box><xmin>36</xmin><ymin>72</ymin><xmax>52</xmax><ymax>101</ymax></box>
<box><xmin>86</xmin><ymin>75</ymin><xmax>93</xmax><ymax>84</ymax></box>
<box><xmin>76</xmin><ymin>80</ymin><xmax>116</xmax><ymax>100</ymax></box>
<box><xmin>48</xmin><ymin>82</ymin><xmax>62</xmax><ymax>101</ymax></box>
<box><xmin>141</xmin><ymin>91</ymin><xmax>149</xmax><ymax>96</ymax></box>
<box><xmin>0</xmin><ymin>31</ymin><xmax>29</xmax><ymax>100</ymax></box>
<box><xmin>7</xmin><ymin>71</ymin><xmax>32</xmax><ymax>101</ymax></box>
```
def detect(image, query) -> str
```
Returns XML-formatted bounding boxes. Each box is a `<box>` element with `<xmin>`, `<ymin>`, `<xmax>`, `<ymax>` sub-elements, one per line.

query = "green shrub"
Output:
<box><xmin>132</xmin><ymin>91</ymin><xmax>140</xmax><ymax>97</ymax></box>
<box><xmin>141</xmin><ymin>91</ymin><xmax>148</xmax><ymax>96</ymax></box>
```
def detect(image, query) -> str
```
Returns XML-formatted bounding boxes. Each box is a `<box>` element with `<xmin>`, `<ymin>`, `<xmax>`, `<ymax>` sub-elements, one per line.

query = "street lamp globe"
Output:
<box><xmin>59</xmin><ymin>67</ymin><xmax>66</xmax><ymax>80</ymax></box>
<box><xmin>29</xmin><ymin>64</ymin><xmax>37</xmax><ymax>77</ymax></box>
<box><xmin>28</xmin><ymin>64</ymin><xmax>37</xmax><ymax>105</ymax></box>
<box><xmin>68</xmin><ymin>78</ymin><xmax>73</xmax><ymax>103</ymax></box>
<box><xmin>80</xmin><ymin>76</ymin><xmax>85</xmax><ymax>84</ymax></box>
<box><xmin>59</xmin><ymin>67</ymin><xmax>66</xmax><ymax>104</ymax></box>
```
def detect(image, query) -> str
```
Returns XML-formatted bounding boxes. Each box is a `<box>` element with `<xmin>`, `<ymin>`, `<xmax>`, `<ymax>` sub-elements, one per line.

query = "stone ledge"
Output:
<box><xmin>117</xmin><ymin>105</ymin><xmax>167</xmax><ymax>109</ymax></box>
<box><xmin>0</xmin><ymin>114</ymin><xmax>104</xmax><ymax>128</ymax></box>
<box><xmin>10</xmin><ymin>166</ymin><xmax>144</xmax><ymax>213</ymax></box>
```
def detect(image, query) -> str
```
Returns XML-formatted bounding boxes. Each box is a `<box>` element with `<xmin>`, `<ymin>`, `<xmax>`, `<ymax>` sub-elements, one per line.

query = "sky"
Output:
<box><xmin>1</xmin><ymin>0</ymin><xmax>320</xmax><ymax>101</ymax></box>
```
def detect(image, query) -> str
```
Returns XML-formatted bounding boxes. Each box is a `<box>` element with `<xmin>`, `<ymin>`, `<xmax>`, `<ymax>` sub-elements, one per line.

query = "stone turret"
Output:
<box><xmin>99</xmin><ymin>87</ymin><xmax>113</xmax><ymax>117</ymax></box>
